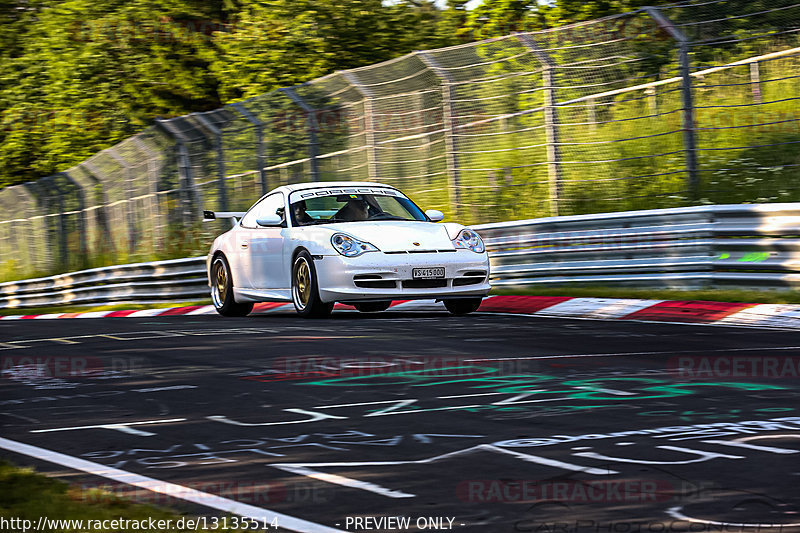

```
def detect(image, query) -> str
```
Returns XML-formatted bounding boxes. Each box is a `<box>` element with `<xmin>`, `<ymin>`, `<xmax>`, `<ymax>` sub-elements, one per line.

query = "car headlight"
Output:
<box><xmin>331</xmin><ymin>233</ymin><xmax>379</xmax><ymax>257</ymax></box>
<box><xmin>452</xmin><ymin>228</ymin><xmax>485</xmax><ymax>253</ymax></box>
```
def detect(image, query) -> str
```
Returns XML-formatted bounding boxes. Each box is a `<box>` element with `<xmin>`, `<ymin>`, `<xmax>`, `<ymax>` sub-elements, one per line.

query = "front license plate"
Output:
<box><xmin>412</xmin><ymin>267</ymin><xmax>445</xmax><ymax>279</ymax></box>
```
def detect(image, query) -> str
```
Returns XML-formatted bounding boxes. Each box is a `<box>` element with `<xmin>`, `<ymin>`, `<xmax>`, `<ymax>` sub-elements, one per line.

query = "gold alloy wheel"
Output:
<box><xmin>213</xmin><ymin>260</ymin><xmax>227</xmax><ymax>307</ymax></box>
<box><xmin>294</xmin><ymin>258</ymin><xmax>311</xmax><ymax>309</ymax></box>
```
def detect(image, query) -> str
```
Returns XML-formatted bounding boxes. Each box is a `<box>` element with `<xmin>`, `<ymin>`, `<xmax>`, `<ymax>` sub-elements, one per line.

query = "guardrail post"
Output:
<box><xmin>230</xmin><ymin>102</ymin><xmax>268</xmax><ymax>194</ymax></box>
<box><xmin>340</xmin><ymin>72</ymin><xmax>379</xmax><ymax>181</ymax></box>
<box><xmin>280</xmin><ymin>87</ymin><xmax>320</xmax><ymax>182</ymax></box>
<box><xmin>644</xmin><ymin>7</ymin><xmax>699</xmax><ymax>202</ymax></box>
<box><xmin>155</xmin><ymin>119</ymin><xmax>203</xmax><ymax>228</ymax></box>
<box><xmin>416</xmin><ymin>51</ymin><xmax>461</xmax><ymax>217</ymax></box>
<box><xmin>519</xmin><ymin>33</ymin><xmax>563</xmax><ymax>217</ymax></box>
<box><xmin>106</xmin><ymin>148</ymin><xmax>138</xmax><ymax>254</ymax></box>
<box><xmin>192</xmin><ymin>112</ymin><xmax>229</xmax><ymax>211</ymax></box>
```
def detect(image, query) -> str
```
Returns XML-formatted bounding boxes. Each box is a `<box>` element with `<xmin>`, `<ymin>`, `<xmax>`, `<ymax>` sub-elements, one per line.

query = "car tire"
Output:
<box><xmin>444</xmin><ymin>297</ymin><xmax>482</xmax><ymax>315</ymax></box>
<box><xmin>353</xmin><ymin>301</ymin><xmax>392</xmax><ymax>313</ymax></box>
<box><xmin>210</xmin><ymin>255</ymin><xmax>254</xmax><ymax>317</ymax></box>
<box><xmin>291</xmin><ymin>251</ymin><xmax>333</xmax><ymax>318</ymax></box>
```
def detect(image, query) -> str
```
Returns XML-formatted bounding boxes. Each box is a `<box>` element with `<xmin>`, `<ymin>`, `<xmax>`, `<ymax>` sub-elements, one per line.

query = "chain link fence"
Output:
<box><xmin>1</xmin><ymin>0</ymin><xmax>799</xmax><ymax>281</ymax></box>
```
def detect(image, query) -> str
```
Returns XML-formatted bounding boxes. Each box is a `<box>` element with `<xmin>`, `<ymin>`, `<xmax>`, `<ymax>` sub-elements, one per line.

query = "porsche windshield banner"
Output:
<box><xmin>294</xmin><ymin>187</ymin><xmax>405</xmax><ymax>200</ymax></box>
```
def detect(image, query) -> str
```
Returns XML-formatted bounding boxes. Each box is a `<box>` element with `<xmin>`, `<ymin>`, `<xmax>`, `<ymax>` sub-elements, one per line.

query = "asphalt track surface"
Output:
<box><xmin>2</xmin><ymin>309</ymin><xmax>800</xmax><ymax>532</ymax></box>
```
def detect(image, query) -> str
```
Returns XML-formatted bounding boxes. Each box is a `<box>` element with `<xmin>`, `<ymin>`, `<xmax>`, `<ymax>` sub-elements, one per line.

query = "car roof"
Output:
<box><xmin>276</xmin><ymin>181</ymin><xmax>397</xmax><ymax>194</ymax></box>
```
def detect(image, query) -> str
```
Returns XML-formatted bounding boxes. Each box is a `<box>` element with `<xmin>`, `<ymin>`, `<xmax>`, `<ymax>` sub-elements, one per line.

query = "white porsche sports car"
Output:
<box><xmin>204</xmin><ymin>181</ymin><xmax>491</xmax><ymax>318</ymax></box>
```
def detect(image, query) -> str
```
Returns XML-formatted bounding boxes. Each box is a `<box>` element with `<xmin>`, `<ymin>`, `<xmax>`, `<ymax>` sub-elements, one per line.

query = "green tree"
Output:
<box><xmin>0</xmin><ymin>0</ymin><xmax>235</xmax><ymax>186</ymax></box>
<box><xmin>208</xmin><ymin>0</ymin><xmax>444</xmax><ymax>101</ymax></box>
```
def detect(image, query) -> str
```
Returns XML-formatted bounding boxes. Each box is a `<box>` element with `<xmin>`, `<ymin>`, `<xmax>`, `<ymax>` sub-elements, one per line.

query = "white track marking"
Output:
<box><xmin>267</xmin><ymin>444</ymin><xmax>619</xmax><ymax>482</ymax></box>
<box><xmin>587</xmin><ymin>299</ymin><xmax>665</xmax><ymax>319</ymax></box>
<box><xmin>314</xmin><ymin>399</ymin><xmax>417</xmax><ymax>409</ymax></box>
<box><xmin>126</xmin><ymin>309</ymin><xmax>171</xmax><ymax>317</ymax></box>
<box><xmin>718</xmin><ymin>304</ymin><xmax>800</xmax><ymax>328</ymax></box>
<box><xmin>272</xmin><ymin>465</ymin><xmax>415</xmax><ymax>499</ymax></box>
<box><xmin>480</xmin><ymin>309</ymin><xmax>800</xmax><ymax>332</ymax></box>
<box><xmin>75</xmin><ymin>311</ymin><xmax>115</xmax><ymax>318</ymax></box>
<box><xmin>30</xmin><ymin>418</ymin><xmax>186</xmax><ymax>435</ymax></box>
<box><xmin>208</xmin><ymin>409</ymin><xmax>347</xmax><ymax>427</ymax></box>
<box><xmin>34</xmin><ymin>313</ymin><xmax>66</xmax><ymax>319</ymax></box>
<box><xmin>0</xmin><ymin>437</ymin><xmax>345</xmax><ymax>533</ymax></box>
<box><xmin>187</xmin><ymin>306</ymin><xmax>217</xmax><ymax>315</ymax></box>
<box><xmin>532</xmin><ymin>298</ymin><xmax>647</xmax><ymax>318</ymax></box>
<box><xmin>701</xmin><ymin>439</ymin><xmax>799</xmax><ymax>454</ymax></box>
<box><xmin>49</xmin><ymin>337</ymin><xmax>80</xmax><ymax>344</ymax></box>
<box><xmin>463</xmin><ymin>345</ymin><xmax>800</xmax><ymax>363</ymax></box>
<box><xmin>667</xmin><ymin>506</ymin><xmax>800</xmax><ymax>528</ymax></box>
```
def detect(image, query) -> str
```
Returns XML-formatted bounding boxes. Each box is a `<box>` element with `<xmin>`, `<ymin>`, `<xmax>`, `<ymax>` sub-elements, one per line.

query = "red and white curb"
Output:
<box><xmin>1</xmin><ymin>296</ymin><xmax>800</xmax><ymax>330</ymax></box>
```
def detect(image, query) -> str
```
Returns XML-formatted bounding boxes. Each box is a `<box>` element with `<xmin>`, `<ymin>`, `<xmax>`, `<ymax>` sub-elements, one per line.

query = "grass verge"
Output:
<box><xmin>0</xmin><ymin>300</ymin><xmax>211</xmax><ymax>317</ymax></box>
<box><xmin>491</xmin><ymin>287</ymin><xmax>800</xmax><ymax>304</ymax></box>
<box><xmin>3</xmin><ymin>288</ymin><xmax>800</xmax><ymax>318</ymax></box>
<box><xmin>0</xmin><ymin>460</ymin><xmax>246</xmax><ymax>532</ymax></box>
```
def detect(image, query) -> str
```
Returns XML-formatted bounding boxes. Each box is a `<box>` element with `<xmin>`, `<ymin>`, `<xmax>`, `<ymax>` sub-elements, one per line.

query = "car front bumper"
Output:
<box><xmin>314</xmin><ymin>250</ymin><xmax>491</xmax><ymax>304</ymax></box>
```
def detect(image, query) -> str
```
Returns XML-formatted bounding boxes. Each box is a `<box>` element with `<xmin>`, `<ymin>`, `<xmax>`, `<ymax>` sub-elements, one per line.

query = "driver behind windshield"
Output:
<box><xmin>335</xmin><ymin>197</ymin><xmax>370</xmax><ymax>222</ymax></box>
<box><xmin>291</xmin><ymin>200</ymin><xmax>315</xmax><ymax>226</ymax></box>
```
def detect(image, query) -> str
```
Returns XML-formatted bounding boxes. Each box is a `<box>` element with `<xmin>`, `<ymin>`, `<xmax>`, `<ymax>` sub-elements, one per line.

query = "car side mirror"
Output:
<box><xmin>425</xmin><ymin>209</ymin><xmax>444</xmax><ymax>222</ymax></box>
<box><xmin>256</xmin><ymin>214</ymin><xmax>283</xmax><ymax>227</ymax></box>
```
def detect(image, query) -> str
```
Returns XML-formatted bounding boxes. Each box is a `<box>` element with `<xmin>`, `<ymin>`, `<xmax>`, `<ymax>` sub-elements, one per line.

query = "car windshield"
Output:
<box><xmin>288</xmin><ymin>187</ymin><xmax>427</xmax><ymax>226</ymax></box>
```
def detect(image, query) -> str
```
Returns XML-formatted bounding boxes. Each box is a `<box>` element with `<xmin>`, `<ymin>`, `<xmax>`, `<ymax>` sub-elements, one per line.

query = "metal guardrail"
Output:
<box><xmin>2</xmin><ymin>203</ymin><xmax>799</xmax><ymax>309</ymax></box>
<box><xmin>474</xmin><ymin>203</ymin><xmax>800</xmax><ymax>289</ymax></box>
<box><xmin>0</xmin><ymin>257</ymin><xmax>208</xmax><ymax>309</ymax></box>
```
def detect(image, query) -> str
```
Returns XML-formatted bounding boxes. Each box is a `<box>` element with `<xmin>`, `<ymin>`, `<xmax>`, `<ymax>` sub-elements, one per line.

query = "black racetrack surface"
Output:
<box><xmin>2</xmin><ymin>310</ymin><xmax>800</xmax><ymax>532</ymax></box>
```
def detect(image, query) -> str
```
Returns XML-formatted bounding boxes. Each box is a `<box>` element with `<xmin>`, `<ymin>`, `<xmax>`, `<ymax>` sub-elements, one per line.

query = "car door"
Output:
<box><xmin>238</xmin><ymin>193</ymin><xmax>287</xmax><ymax>289</ymax></box>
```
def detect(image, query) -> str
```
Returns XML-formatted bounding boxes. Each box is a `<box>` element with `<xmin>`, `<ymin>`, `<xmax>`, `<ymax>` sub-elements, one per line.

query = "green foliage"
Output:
<box><xmin>0</xmin><ymin>460</ymin><xmax>247</xmax><ymax>532</ymax></box>
<box><xmin>2</xmin><ymin>0</ymin><xmax>800</xmax><ymax>283</ymax></box>
<box><xmin>0</xmin><ymin>0</ymin><xmax>449</xmax><ymax>187</ymax></box>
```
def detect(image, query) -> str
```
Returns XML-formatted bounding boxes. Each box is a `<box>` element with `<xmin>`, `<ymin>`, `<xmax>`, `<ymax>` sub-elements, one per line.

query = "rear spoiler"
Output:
<box><xmin>203</xmin><ymin>210</ymin><xmax>246</xmax><ymax>227</ymax></box>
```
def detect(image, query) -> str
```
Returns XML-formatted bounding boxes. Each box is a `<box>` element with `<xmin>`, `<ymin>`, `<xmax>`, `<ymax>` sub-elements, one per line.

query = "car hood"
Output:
<box><xmin>318</xmin><ymin>221</ymin><xmax>457</xmax><ymax>252</ymax></box>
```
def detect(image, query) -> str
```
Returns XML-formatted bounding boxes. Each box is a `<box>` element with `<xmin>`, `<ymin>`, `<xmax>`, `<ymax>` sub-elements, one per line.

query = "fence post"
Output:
<box><xmin>587</xmin><ymin>98</ymin><xmax>597</xmax><ymax>132</ymax></box>
<box><xmin>192</xmin><ymin>112</ymin><xmax>228</xmax><ymax>211</ymax></box>
<box><xmin>155</xmin><ymin>118</ymin><xmax>202</xmax><ymax>228</ymax></box>
<box><xmin>131</xmin><ymin>136</ymin><xmax>165</xmax><ymax>250</ymax></box>
<box><xmin>230</xmin><ymin>102</ymin><xmax>268</xmax><ymax>194</ymax></box>
<box><xmin>25</xmin><ymin>178</ymin><xmax>64</xmax><ymax>271</ymax></box>
<box><xmin>340</xmin><ymin>71</ymin><xmax>379</xmax><ymax>181</ymax></box>
<box><xmin>644</xmin><ymin>7</ymin><xmax>699</xmax><ymax>201</ymax></box>
<box><xmin>280</xmin><ymin>87</ymin><xmax>320</xmax><ymax>182</ymax></box>
<box><xmin>58</xmin><ymin>171</ymin><xmax>88</xmax><ymax>261</ymax></box>
<box><xmin>519</xmin><ymin>33</ymin><xmax>563</xmax><ymax>217</ymax></box>
<box><xmin>750</xmin><ymin>62</ymin><xmax>762</xmax><ymax>103</ymax></box>
<box><xmin>13</xmin><ymin>185</ymin><xmax>43</xmax><ymax>273</ymax></box>
<box><xmin>80</xmin><ymin>161</ymin><xmax>117</xmax><ymax>256</ymax></box>
<box><xmin>106</xmin><ymin>148</ymin><xmax>137</xmax><ymax>254</ymax></box>
<box><xmin>416</xmin><ymin>51</ymin><xmax>461</xmax><ymax>217</ymax></box>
